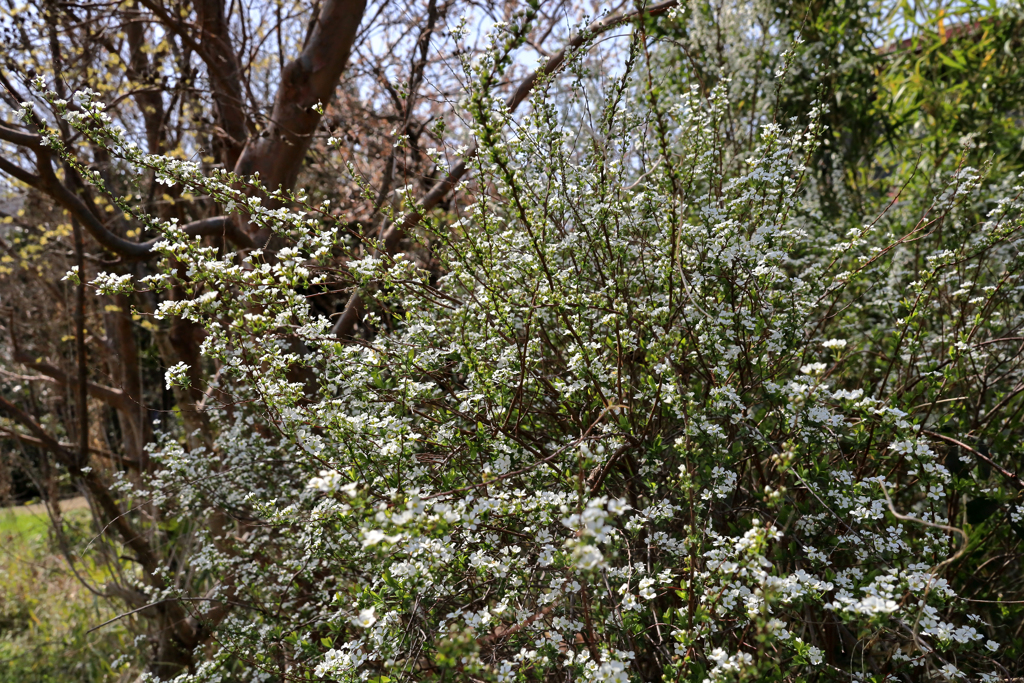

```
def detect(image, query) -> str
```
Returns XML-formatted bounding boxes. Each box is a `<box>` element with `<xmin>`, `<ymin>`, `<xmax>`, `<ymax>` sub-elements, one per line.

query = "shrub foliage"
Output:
<box><xmin>7</xmin><ymin>1</ymin><xmax>1024</xmax><ymax>681</ymax></box>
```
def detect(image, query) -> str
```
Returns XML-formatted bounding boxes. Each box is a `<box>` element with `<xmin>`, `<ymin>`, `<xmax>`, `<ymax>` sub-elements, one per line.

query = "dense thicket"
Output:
<box><xmin>2</xmin><ymin>1</ymin><xmax>1024</xmax><ymax>681</ymax></box>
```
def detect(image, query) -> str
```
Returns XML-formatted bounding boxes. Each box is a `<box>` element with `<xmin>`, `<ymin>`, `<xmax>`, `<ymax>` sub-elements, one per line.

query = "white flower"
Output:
<box><xmin>800</xmin><ymin>362</ymin><xmax>828</xmax><ymax>376</ymax></box>
<box><xmin>352</xmin><ymin>607</ymin><xmax>376</xmax><ymax>628</ymax></box>
<box><xmin>985</xmin><ymin>639</ymin><xmax>999</xmax><ymax>652</ymax></box>
<box><xmin>307</xmin><ymin>470</ymin><xmax>343</xmax><ymax>493</ymax></box>
<box><xmin>91</xmin><ymin>271</ymin><xmax>134</xmax><ymax>295</ymax></box>
<box><xmin>361</xmin><ymin>530</ymin><xmax>402</xmax><ymax>548</ymax></box>
<box><xmin>822</xmin><ymin>338</ymin><xmax>847</xmax><ymax>350</ymax></box>
<box><xmin>939</xmin><ymin>663</ymin><xmax>963</xmax><ymax>679</ymax></box>
<box><xmin>607</xmin><ymin>498</ymin><xmax>630</xmax><ymax>515</ymax></box>
<box><xmin>586</xmin><ymin>659</ymin><xmax>629</xmax><ymax>683</ymax></box>
<box><xmin>1011</xmin><ymin>505</ymin><xmax>1024</xmax><ymax>524</ymax></box>
<box><xmin>164</xmin><ymin>362</ymin><xmax>191</xmax><ymax>390</ymax></box>
<box><xmin>572</xmin><ymin>544</ymin><xmax>604</xmax><ymax>570</ymax></box>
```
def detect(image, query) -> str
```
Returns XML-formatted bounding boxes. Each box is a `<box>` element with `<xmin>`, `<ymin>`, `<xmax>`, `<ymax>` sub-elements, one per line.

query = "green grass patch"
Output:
<box><xmin>0</xmin><ymin>509</ymin><xmax>53</xmax><ymax>539</ymax></box>
<box><xmin>0</xmin><ymin>505</ymin><xmax>142</xmax><ymax>682</ymax></box>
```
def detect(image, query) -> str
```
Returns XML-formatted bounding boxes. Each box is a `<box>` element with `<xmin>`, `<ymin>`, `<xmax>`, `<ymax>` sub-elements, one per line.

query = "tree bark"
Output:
<box><xmin>233</xmin><ymin>0</ymin><xmax>366</xmax><ymax>242</ymax></box>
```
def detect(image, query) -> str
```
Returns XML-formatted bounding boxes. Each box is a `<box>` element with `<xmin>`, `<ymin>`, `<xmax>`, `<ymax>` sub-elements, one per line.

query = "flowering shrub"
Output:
<box><xmin>28</xmin><ymin>13</ymin><xmax>1024</xmax><ymax>683</ymax></box>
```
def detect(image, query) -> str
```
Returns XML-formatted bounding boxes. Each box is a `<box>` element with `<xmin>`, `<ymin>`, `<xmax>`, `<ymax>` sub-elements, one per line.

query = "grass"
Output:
<box><xmin>0</xmin><ymin>509</ymin><xmax>49</xmax><ymax>536</ymax></box>
<box><xmin>0</xmin><ymin>502</ymin><xmax>62</xmax><ymax>537</ymax></box>
<box><xmin>0</xmin><ymin>501</ymin><xmax>142</xmax><ymax>682</ymax></box>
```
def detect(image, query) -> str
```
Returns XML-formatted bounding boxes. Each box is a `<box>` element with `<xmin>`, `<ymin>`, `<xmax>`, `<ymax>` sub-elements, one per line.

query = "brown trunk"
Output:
<box><xmin>106</xmin><ymin>297</ymin><xmax>150</xmax><ymax>468</ymax></box>
<box><xmin>125</xmin><ymin>13</ymin><xmax>166</xmax><ymax>155</ymax></box>
<box><xmin>233</xmin><ymin>0</ymin><xmax>366</xmax><ymax>242</ymax></box>
<box><xmin>194</xmin><ymin>0</ymin><xmax>249</xmax><ymax>168</ymax></box>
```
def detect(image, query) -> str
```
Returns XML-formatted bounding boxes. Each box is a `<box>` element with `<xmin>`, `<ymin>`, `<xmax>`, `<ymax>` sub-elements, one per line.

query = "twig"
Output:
<box><xmin>87</xmin><ymin>596</ymin><xmax>263</xmax><ymax>634</ymax></box>
<box><xmin>878</xmin><ymin>480</ymin><xmax>968</xmax><ymax>575</ymax></box>
<box><xmin>922</xmin><ymin>430</ymin><xmax>1024</xmax><ymax>491</ymax></box>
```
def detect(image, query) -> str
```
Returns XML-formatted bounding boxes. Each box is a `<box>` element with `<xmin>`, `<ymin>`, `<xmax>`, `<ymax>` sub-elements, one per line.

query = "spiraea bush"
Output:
<box><xmin>24</xmin><ymin>6</ymin><xmax>1024</xmax><ymax>682</ymax></box>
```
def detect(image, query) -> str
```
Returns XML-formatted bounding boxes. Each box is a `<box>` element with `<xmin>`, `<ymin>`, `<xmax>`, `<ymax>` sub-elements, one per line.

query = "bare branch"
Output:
<box><xmin>0</xmin><ymin>123</ymin><xmax>42</xmax><ymax>148</ymax></box>
<box><xmin>233</xmin><ymin>0</ymin><xmax>367</xmax><ymax>211</ymax></box>
<box><xmin>923</xmin><ymin>430</ymin><xmax>1024</xmax><ymax>491</ymax></box>
<box><xmin>332</xmin><ymin>0</ymin><xmax>680</xmax><ymax>338</ymax></box>
<box><xmin>0</xmin><ymin>425</ymin><xmax>114</xmax><ymax>459</ymax></box>
<box><xmin>12</xmin><ymin>351</ymin><xmax>131</xmax><ymax>414</ymax></box>
<box><xmin>0</xmin><ymin>394</ymin><xmax>195</xmax><ymax>645</ymax></box>
<box><xmin>0</xmin><ymin>154</ymin><xmax>42</xmax><ymax>186</ymax></box>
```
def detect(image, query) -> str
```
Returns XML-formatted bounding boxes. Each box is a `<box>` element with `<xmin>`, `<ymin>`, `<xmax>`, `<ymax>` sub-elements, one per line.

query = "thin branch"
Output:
<box><xmin>332</xmin><ymin>0</ymin><xmax>680</xmax><ymax>338</ymax></box>
<box><xmin>87</xmin><ymin>596</ymin><xmax>264</xmax><ymax>634</ymax></box>
<box><xmin>0</xmin><ymin>426</ymin><xmax>113</xmax><ymax>458</ymax></box>
<box><xmin>879</xmin><ymin>480</ymin><xmax>968</xmax><ymax>575</ymax></box>
<box><xmin>0</xmin><ymin>123</ymin><xmax>42</xmax><ymax>148</ymax></box>
<box><xmin>922</xmin><ymin>430</ymin><xmax>1024</xmax><ymax>491</ymax></box>
<box><xmin>0</xmin><ymin>154</ymin><xmax>42</xmax><ymax>186</ymax></box>
<box><xmin>72</xmin><ymin>218</ymin><xmax>89</xmax><ymax>471</ymax></box>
